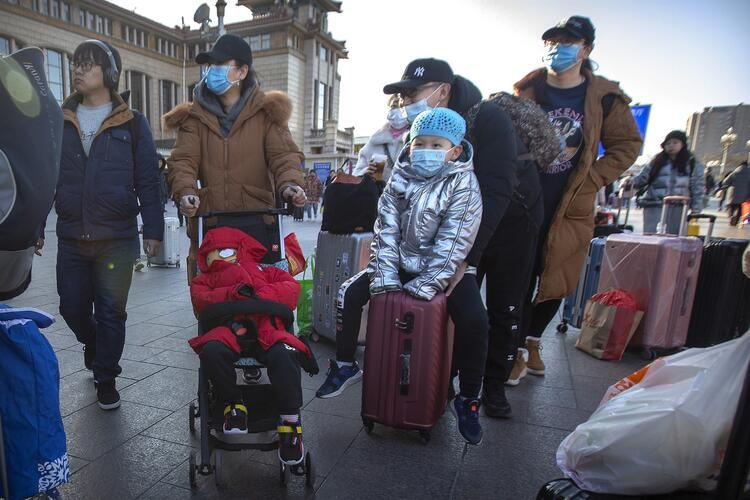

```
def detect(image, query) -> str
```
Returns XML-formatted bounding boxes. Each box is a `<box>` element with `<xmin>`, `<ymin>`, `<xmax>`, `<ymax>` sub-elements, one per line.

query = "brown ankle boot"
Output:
<box><xmin>505</xmin><ymin>349</ymin><xmax>527</xmax><ymax>386</ymax></box>
<box><xmin>526</xmin><ymin>337</ymin><xmax>545</xmax><ymax>376</ymax></box>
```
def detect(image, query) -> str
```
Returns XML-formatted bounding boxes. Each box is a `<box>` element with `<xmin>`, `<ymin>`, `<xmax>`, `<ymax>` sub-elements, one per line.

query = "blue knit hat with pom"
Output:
<box><xmin>410</xmin><ymin>108</ymin><xmax>466</xmax><ymax>146</ymax></box>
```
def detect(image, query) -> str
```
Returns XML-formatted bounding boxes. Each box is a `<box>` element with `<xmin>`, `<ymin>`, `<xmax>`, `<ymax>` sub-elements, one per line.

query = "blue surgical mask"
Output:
<box><xmin>543</xmin><ymin>43</ymin><xmax>581</xmax><ymax>73</ymax></box>
<box><xmin>204</xmin><ymin>65</ymin><xmax>239</xmax><ymax>95</ymax></box>
<box><xmin>401</xmin><ymin>84</ymin><xmax>443</xmax><ymax>123</ymax></box>
<box><xmin>410</xmin><ymin>148</ymin><xmax>447</xmax><ymax>178</ymax></box>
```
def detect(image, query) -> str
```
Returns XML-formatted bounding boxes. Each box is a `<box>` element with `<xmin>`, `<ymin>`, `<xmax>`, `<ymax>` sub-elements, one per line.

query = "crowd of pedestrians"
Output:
<box><xmin>3</xmin><ymin>11</ymin><xmax>750</xmax><ymax>499</ymax></box>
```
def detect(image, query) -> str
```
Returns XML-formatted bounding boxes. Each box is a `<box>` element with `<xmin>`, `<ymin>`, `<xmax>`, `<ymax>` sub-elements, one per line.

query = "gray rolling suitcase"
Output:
<box><xmin>311</xmin><ymin>231</ymin><xmax>373</xmax><ymax>342</ymax></box>
<box><xmin>148</xmin><ymin>216</ymin><xmax>181</xmax><ymax>268</ymax></box>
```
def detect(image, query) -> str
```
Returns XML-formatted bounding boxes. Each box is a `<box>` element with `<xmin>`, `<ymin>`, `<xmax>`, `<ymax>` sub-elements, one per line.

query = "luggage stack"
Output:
<box><xmin>361</xmin><ymin>291</ymin><xmax>454</xmax><ymax>443</ymax></box>
<box><xmin>148</xmin><ymin>216</ymin><xmax>181</xmax><ymax>268</ymax></box>
<box><xmin>596</xmin><ymin>197</ymin><xmax>702</xmax><ymax>359</ymax></box>
<box><xmin>311</xmin><ymin>231</ymin><xmax>373</xmax><ymax>342</ymax></box>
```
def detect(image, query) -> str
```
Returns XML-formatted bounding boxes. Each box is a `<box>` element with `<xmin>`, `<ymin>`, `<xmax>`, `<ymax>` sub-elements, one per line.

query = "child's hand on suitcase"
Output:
<box><xmin>180</xmin><ymin>195</ymin><xmax>200</xmax><ymax>217</ymax></box>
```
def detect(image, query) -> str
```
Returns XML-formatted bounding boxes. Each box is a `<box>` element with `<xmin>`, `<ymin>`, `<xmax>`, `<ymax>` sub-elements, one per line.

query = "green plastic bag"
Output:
<box><xmin>296</xmin><ymin>254</ymin><xmax>315</xmax><ymax>336</ymax></box>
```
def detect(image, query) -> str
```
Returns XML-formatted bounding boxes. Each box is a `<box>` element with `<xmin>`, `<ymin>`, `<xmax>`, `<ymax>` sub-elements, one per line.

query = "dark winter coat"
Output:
<box><xmin>724</xmin><ymin>163</ymin><xmax>750</xmax><ymax>205</ymax></box>
<box><xmin>448</xmin><ymin>76</ymin><xmax>542</xmax><ymax>266</ymax></box>
<box><xmin>57</xmin><ymin>91</ymin><xmax>163</xmax><ymax>242</ymax></box>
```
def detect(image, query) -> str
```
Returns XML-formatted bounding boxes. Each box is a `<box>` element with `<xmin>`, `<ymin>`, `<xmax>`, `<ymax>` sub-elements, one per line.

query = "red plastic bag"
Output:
<box><xmin>284</xmin><ymin>233</ymin><xmax>306</xmax><ymax>276</ymax></box>
<box><xmin>590</xmin><ymin>288</ymin><xmax>638</xmax><ymax>310</ymax></box>
<box><xmin>576</xmin><ymin>289</ymin><xmax>643</xmax><ymax>360</ymax></box>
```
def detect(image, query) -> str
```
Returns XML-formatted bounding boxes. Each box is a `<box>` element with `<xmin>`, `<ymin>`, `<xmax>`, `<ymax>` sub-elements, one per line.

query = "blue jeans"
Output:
<box><xmin>305</xmin><ymin>202</ymin><xmax>318</xmax><ymax>219</ymax></box>
<box><xmin>57</xmin><ymin>238</ymin><xmax>137</xmax><ymax>383</ymax></box>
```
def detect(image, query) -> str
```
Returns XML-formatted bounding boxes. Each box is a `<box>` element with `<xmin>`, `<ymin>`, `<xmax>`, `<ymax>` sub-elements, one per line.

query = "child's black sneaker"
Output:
<box><xmin>96</xmin><ymin>380</ymin><xmax>120</xmax><ymax>410</ymax></box>
<box><xmin>277</xmin><ymin>419</ymin><xmax>304</xmax><ymax>465</ymax></box>
<box><xmin>223</xmin><ymin>403</ymin><xmax>248</xmax><ymax>434</ymax></box>
<box><xmin>83</xmin><ymin>341</ymin><xmax>96</xmax><ymax>371</ymax></box>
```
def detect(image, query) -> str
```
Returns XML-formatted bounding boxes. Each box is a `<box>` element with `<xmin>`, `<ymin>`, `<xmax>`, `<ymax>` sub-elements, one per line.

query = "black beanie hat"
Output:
<box><xmin>661</xmin><ymin>130</ymin><xmax>687</xmax><ymax>148</ymax></box>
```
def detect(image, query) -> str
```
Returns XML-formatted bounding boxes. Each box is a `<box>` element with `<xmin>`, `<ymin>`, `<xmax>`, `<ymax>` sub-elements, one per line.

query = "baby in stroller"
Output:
<box><xmin>188</xmin><ymin>226</ymin><xmax>316</xmax><ymax>466</ymax></box>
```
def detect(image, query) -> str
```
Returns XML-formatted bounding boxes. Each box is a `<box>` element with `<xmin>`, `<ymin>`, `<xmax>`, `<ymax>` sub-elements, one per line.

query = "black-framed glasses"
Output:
<box><xmin>69</xmin><ymin>60</ymin><xmax>99</xmax><ymax>73</ymax></box>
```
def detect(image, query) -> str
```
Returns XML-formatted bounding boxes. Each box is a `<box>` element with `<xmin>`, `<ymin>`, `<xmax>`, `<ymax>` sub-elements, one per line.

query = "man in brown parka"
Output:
<box><xmin>510</xmin><ymin>16</ymin><xmax>642</xmax><ymax>386</ymax></box>
<box><xmin>164</xmin><ymin>34</ymin><xmax>305</xmax><ymax>279</ymax></box>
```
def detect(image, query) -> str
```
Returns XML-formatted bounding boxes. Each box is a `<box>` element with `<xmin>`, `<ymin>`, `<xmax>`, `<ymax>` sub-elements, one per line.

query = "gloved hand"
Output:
<box><xmin>237</xmin><ymin>284</ymin><xmax>256</xmax><ymax>299</ymax></box>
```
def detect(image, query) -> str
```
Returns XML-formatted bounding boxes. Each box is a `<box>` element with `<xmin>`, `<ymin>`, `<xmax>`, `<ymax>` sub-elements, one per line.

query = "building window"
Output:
<box><xmin>319</xmin><ymin>44</ymin><xmax>328</xmax><ymax>63</ymax></box>
<box><xmin>61</xmin><ymin>1</ymin><xmax>69</xmax><ymax>21</ymax></box>
<box><xmin>44</xmin><ymin>48</ymin><xmax>64</xmax><ymax>104</ymax></box>
<box><xmin>288</xmin><ymin>33</ymin><xmax>299</xmax><ymax>49</ymax></box>
<box><xmin>161</xmin><ymin>80</ymin><xmax>176</xmax><ymax>115</ymax></box>
<box><xmin>246</xmin><ymin>33</ymin><xmax>271</xmax><ymax>52</ymax></box>
<box><xmin>315</xmin><ymin>80</ymin><xmax>326</xmax><ymax>129</ymax></box>
<box><xmin>188</xmin><ymin>82</ymin><xmax>197</xmax><ymax>102</ymax></box>
<box><xmin>327</xmin><ymin>84</ymin><xmax>333</xmax><ymax>120</ymax></box>
<box><xmin>34</xmin><ymin>0</ymin><xmax>49</xmax><ymax>15</ymax></box>
<box><xmin>0</xmin><ymin>37</ymin><xmax>9</xmax><ymax>55</ymax></box>
<box><xmin>129</xmin><ymin>71</ymin><xmax>148</xmax><ymax>116</ymax></box>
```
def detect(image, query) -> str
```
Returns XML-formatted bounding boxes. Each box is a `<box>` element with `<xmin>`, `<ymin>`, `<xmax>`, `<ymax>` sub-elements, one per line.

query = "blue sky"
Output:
<box><xmin>113</xmin><ymin>0</ymin><xmax>750</xmax><ymax>158</ymax></box>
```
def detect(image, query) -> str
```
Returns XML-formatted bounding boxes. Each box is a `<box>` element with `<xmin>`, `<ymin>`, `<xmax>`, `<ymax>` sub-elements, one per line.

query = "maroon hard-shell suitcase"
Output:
<box><xmin>361</xmin><ymin>291</ymin><xmax>454</xmax><ymax>443</ymax></box>
<box><xmin>596</xmin><ymin>197</ymin><xmax>703</xmax><ymax>358</ymax></box>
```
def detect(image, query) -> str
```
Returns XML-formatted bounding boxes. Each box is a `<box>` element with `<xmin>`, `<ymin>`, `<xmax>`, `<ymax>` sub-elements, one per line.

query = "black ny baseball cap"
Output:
<box><xmin>383</xmin><ymin>58</ymin><xmax>454</xmax><ymax>95</ymax></box>
<box><xmin>196</xmin><ymin>34</ymin><xmax>253</xmax><ymax>66</ymax></box>
<box><xmin>542</xmin><ymin>16</ymin><xmax>596</xmax><ymax>44</ymax></box>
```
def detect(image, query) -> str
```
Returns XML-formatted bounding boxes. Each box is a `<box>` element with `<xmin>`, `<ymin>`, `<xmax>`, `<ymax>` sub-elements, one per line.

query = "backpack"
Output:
<box><xmin>464</xmin><ymin>91</ymin><xmax>561</xmax><ymax>171</ymax></box>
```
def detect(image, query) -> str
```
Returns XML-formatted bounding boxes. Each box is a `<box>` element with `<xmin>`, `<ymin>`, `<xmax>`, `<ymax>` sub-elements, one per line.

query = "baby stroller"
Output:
<box><xmin>187</xmin><ymin>208</ymin><xmax>315</xmax><ymax>488</ymax></box>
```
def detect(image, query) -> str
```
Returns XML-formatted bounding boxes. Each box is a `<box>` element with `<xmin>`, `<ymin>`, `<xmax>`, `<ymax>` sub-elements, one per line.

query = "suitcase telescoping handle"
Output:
<box><xmin>686</xmin><ymin>213</ymin><xmax>717</xmax><ymax>242</ymax></box>
<box><xmin>660</xmin><ymin>195</ymin><xmax>691</xmax><ymax>236</ymax></box>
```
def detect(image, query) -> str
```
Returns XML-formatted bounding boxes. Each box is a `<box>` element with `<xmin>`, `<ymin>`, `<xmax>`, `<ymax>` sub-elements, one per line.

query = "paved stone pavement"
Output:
<box><xmin>5</xmin><ymin>203</ymin><xmax>747</xmax><ymax>499</ymax></box>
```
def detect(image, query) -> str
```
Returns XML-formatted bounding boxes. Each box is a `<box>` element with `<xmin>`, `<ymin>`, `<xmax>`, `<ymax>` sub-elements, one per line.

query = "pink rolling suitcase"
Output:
<box><xmin>597</xmin><ymin>196</ymin><xmax>703</xmax><ymax>358</ymax></box>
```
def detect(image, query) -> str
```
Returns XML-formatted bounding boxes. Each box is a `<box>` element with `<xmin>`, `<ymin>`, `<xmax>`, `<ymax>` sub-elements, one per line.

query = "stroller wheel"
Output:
<box><xmin>305</xmin><ymin>452</ymin><xmax>315</xmax><ymax>488</ymax></box>
<box><xmin>279</xmin><ymin>461</ymin><xmax>291</xmax><ymax>486</ymax></box>
<box><xmin>310</xmin><ymin>331</ymin><xmax>320</xmax><ymax>343</ymax></box>
<box><xmin>556</xmin><ymin>322</ymin><xmax>568</xmax><ymax>334</ymax></box>
<box><xmin>188</xmin><ymin>401</ymin><xmax>197</xmax><ymax>433</ymax></box>
<box><xmin>213</xmin><ymin>450</ymin><xmax>223</xmax><ymax>488</ymax></box>
<box><xmin>188</xmin><ymin>452</ymin><xmax>197</xmax><ymax>488</ymax></box>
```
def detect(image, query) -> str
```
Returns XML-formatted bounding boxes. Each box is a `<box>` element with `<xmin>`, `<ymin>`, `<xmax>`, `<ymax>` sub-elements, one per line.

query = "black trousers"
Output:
<box><xmin>57</xmin><ymin>238</ymin><xmax>137</xmax><ymax>383</ymax></box>
<box><xmin>199</xmin><ymin>341</ymin><xmax>303</xmax><ymax>415</ymax></box>
<box><xmin>521</xmin><ymin>219</ymin><xmax>564</xmax><ymax>344</ymax></box>
<box><xmin>336</xmin><ymin>271</ymin><xmax>489</xmax><ymax>398</ymax></box>
<box><xmin>478</xmin><ymin>198</ymin><xmax>542</xmax><ymax>383</ymax></box>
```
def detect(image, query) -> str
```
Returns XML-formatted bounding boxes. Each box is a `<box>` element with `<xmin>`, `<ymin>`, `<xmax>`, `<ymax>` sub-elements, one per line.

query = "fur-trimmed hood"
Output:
<box><xmin>162</xmin><ymin>87</ymin><xmax>293</xmax><ymax>134</ymax></box>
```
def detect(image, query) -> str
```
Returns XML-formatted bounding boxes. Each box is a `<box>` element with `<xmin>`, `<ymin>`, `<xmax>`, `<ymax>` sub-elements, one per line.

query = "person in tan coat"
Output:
<box><xmin>164</xmin><ymin>34</ymin><xmax>306</xmax><ymax>281</ymax></box>
<box><xmin>511</xmin><ymin>16</ymin><xmax>642</xmax><ymax>385</ymax></box>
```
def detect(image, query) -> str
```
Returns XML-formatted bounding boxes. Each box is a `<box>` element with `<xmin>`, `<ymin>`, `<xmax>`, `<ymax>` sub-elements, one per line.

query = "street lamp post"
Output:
<box><xmin>720</xmin><ymin>127</ymin><xmax>737</xmax><ymax>178</ymax></box>
<box><xmin>216</xmin><ymin>0</ymin><xmax>227</xmax><ymax>37</ymax></box>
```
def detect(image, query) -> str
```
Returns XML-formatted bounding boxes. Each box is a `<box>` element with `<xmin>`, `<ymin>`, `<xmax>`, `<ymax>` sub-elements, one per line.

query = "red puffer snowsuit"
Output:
<box><xmin>188</xmin><ymin>227</ymin><xmax>310</xmax><ymax>357</ymax></box>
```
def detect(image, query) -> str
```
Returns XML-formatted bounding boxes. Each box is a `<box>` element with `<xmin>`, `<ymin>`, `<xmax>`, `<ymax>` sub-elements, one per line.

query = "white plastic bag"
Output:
<box><xmin>557</xmin><ymin>333</ymin><xmax>750</xmax><ymax>495</ymax></box>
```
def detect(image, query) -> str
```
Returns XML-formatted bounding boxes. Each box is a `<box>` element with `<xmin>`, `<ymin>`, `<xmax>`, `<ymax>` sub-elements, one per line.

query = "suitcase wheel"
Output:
<box><xmin>556</xmin><ymin>322</ymin><xmax>568</xmax><ymax>334</ymax></box>
<box><xmin>418</xmin><ymin>430</ymin><xmax>431</xmax><ymax>445</ymax></box>
<box><xmin>362</xmin><ymin>417</ymin><xmax>374</xmax><ymax>434</ymax></box>
<box><xmin>310</xmin><ymin>331</ymin><xmax>320</xmax><ymax>343</ymax></box>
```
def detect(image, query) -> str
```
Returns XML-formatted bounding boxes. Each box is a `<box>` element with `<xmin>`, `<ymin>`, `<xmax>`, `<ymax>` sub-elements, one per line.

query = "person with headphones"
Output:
<box><xmin>55</xmin><ymin>39</ymin><xmax>163</xmax><ymax>410</ymax></box>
